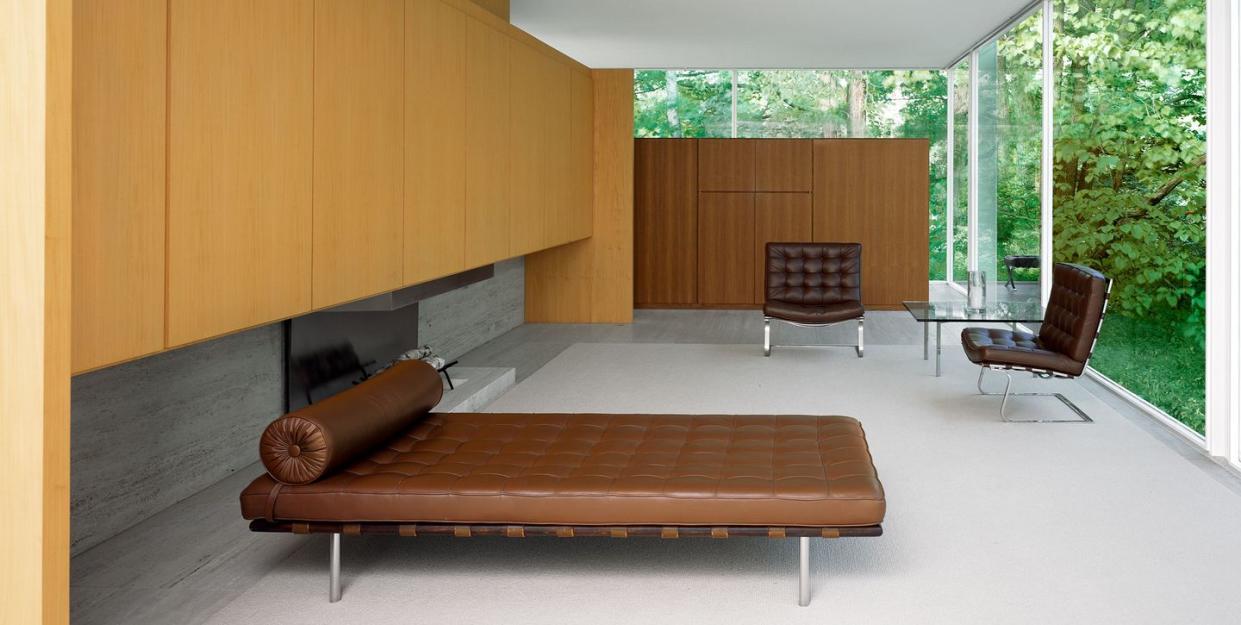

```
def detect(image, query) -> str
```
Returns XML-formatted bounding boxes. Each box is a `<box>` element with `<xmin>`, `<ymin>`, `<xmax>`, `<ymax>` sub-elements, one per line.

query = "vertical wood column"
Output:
<box><xmin>1</xmin><ymin>0</ymin><xmax>72</xmax><ymax>622</ymax></box>
<box><xmin>525</xmin><ymin>69</ymin><xmax>634</xmax><ymax>323</ymax></box>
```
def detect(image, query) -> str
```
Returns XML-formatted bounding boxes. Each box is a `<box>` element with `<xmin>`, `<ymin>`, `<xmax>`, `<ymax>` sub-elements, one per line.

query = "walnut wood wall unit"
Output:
<box><xmin>698</xmin><ymin>139</ymin><xmax>756</xmax><ymax>192</ymax></box>
<box><xmin>634</xmin><ymin>139</ymin><xmax>699</xmax><ymax>306</ymax></box>
<box><xmin>812</xmin><ymin>139</ymin><xmax>929</xmax><ymax>309</ymax></box>
<box><xmin>698</xmin><ymin>193</ymin><xmax>756</xmax><ymax>305</ymax></box>
<box><xmin>755</xmin><ymin>139</ymin><xmax>812</xmax><ymax>192</ymax></box>
<box><xmin>634</xmin><ymin>138</ymin><xmax>929</xmax><ymax>309</ymax></box>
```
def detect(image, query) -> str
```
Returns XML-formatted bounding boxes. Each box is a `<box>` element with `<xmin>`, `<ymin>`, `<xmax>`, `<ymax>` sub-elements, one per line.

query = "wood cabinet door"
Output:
<box><xmin>634</xmin><ymin>139</ymin><xmax>697</xmax><ymax>305</ymax></box>
<box><xmin>510</xmin><ymin>40</ymin><xmax>570</xmax><ymax>255</ymax></box>
<box><xmin>698</xmin><ymin>192</ymin><xmax>755</xmax><ymax>305</ymax></box>
<box><xmin>406</xmin><ymin>0</ymin><xmax>467</xmax><ymax>285</ymax></box>
<box><xmin>72</xmin><ymin>0</ymin><xmax>167</xmax><ymax>372</ymax></box>
<box><xmin>567</xmin><ymin>70</ymin><xmax>595</xmax><ymax>242</ymax></box>
<box><xmin>755</xmin><ymin>139</ymin><xmax>812</xmax><ymax>192</ymax></box>
<box><xmin>464</xmin><ymin>16</ymin><xmax>510</xmax><ymax>267</ymax></box>
<box><xmin>812</xmin><ymin>139</ymin><xmax>929</xmax><ymax>308</ymax></box>
<box><xmin>754</xmin><ymin>193</ymin><xmax>813</xmax><ymax>303</ymax></box>
<box><xmin>698</xmin><ymin>139</ymin><xmax>755</xmax><ymax>192</ymax></box>
<box><xmin>167</xmin><ymin>0</ymin><xmax>313</xmax><ymax>346</ymax></box>
<box><xmin>313</xmin><ymin>0</ymin><xmax>404</xmax><ymax>308</ymax></box>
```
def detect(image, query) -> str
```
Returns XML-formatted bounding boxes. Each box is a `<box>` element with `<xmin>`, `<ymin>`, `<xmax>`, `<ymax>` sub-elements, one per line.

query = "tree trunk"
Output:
<box><xmin>1148</xmin><ymin>155</ymin><xmax>1207</xmax><ymax>206</ymax></box>
<box><xmin>848</xmin><ymin>71</ymin><xmax>867</xmax><ymax>137</ymax></box>
<box><xmin>665</xmin><ymin>74</ymin><xmax>681</xmax><ymax>137</ymax></box>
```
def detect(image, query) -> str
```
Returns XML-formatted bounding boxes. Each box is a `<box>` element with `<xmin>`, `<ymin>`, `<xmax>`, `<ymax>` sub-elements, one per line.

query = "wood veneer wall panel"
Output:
<box><xmin>71</xmin><ymin>0</ymin><xmax>166</xmax><ymax>372</ymax></box>
<box><xmin>755</xmin><ymin>139</ymin><xmax>812</xmax><ymax>192</ymax></box>
<box><xmin>812</xmin><ymin>139</ymin><xmax>929</xmax><ymax>308</ymax></box>
<box><xmin>168</xmin><ymin>0</ymin><xmax>313</xmax><ymax>346</ymax></box>
<box><xmin>698</xmin><ymin>192</ymin><xmax>755</xmax><ymax>305</ymax></box>
<box><xmin>753</xmin><ymin>193</ymin><xmax>813</xmax><ymax>303</ymax></box>
<box><xmin>464</xmin><ymin>16</ymin><xmax>510</xmax><ymax>267</ymax></box>
<box><xmin>313</xmin><ymin>0</ymin><xmax>404</xmax><ymax>308</ymax></box>
<box><xmin>698</xmin><ymin>138</ymin><xmax>755</xmax><ymax>192</ymax></box>
<box><xmin>525</xmin><ymin>69</ymin><xmax>633</xmax><ymax>323</ymax></box>
<box><xmin>634</xmin><ymin>139</ymin><xmax>697</xmax><ymax>305</ymax></box>
<box><xmin>586</xmin><ymin>69</ymin><xmax>635</xmax><ymax>322</ymax></box>
<box><xmin>1</xmin><ymin>0</ymin><xmax>72</xmax><ymax>620</ymax></box>
<box><xmin>406</xmin><ymin>0</ymin><xmax>467</xmax><ymax>284</ymax></box>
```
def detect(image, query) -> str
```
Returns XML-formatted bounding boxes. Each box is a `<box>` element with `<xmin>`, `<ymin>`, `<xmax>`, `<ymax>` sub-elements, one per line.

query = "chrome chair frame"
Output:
<box><xmin>764</xmin><ymin>316</ymin><xmax>864</xmax><ymax>358</ymax></box>
<box><xmin>973</xmin><ymin>279</ymin><xmax>1111</xmax><ymax>422</ymax></box>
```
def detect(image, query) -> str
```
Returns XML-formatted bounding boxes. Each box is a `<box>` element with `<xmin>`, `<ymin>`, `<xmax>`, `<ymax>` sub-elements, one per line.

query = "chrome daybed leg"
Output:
<box><xmin>764</xmin><ymin>317</ymin><xmax>772</xmax><ymax>357</ymax></box>
<box><xmin>330</xmin><ymin>533</ymin><xmax>342</xmax><ymax>603</ymax></box>
<box><xmin>856</xmin><ymin>318</ymin><xmax>864</xmax><ymax>358</ymax></box>
<box><xmin>798</xmin><ymin>536</ymin><xmax>811</xmax><ymax>607</ymax></box>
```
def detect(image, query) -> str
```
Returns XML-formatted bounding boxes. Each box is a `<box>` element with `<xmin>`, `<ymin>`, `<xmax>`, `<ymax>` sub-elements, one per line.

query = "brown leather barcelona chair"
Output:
<box><xmin>764</xmin><ymin>242</ymin><xmax>864</xmax><ymax>358</ymax></box>
<box><xmin>961</xmin><ymin>263</ymin><xmax>1111</xmax><ymax>422</ymax></box>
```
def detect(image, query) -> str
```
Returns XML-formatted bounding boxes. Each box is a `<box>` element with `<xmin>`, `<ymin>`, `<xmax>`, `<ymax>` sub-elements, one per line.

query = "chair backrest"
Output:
<box><xmin>1038</xmin><ymin>263</ymin><xmax>1111</xmax><ymax>364</ymax></box>
<box><xmin>765</xmin><ymin>242</ymin><xmax>861</xmax><ymax>305</ymax></box>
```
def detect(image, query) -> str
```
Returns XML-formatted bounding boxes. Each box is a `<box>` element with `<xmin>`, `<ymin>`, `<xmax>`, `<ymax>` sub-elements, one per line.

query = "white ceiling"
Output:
<box><xmin>511</xmin><ymin>0</ymin><xmax>1035</xmax><ymax>69</ymax></box>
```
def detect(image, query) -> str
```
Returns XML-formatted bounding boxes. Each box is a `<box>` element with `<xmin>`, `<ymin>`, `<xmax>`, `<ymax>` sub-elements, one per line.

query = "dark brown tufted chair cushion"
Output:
<box><xmin>1037</xmin><ymin>264</ymin><xmax>1110</xmax><ymax>363</ymax></box>
<box><xmin>961</xmin><ymin>263</ymin><xmax>1110</xmax><ymax>376</ymax></box>
<box><xmin>764</xmin><ymin>242</ymin><xmax>864</xmax><ymax>324</ymax></box>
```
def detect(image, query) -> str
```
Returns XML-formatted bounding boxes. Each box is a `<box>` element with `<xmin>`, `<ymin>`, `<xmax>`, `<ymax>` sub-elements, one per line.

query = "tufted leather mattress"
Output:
<box><xmin>241</xmin><ymin>412</ymin><xmax>886</xmax><ymax>528</ymax></box>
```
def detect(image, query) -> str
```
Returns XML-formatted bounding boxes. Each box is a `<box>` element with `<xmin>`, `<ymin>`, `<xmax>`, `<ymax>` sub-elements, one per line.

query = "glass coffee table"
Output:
<box><xmin>903</xmin><ymin>300</ymin><xmax>1045</xmax><ymax>377</ymax></box>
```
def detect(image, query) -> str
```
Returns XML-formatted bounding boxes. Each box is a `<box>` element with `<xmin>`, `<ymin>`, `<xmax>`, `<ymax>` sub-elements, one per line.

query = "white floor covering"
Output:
<box><xmin>200</xmin><ymin>341</ymin><xmax>1241</xmax><ymax>625</ymax></box>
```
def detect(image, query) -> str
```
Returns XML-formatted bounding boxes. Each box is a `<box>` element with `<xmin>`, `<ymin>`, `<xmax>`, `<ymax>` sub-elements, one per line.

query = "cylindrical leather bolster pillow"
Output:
<box><xmin>259</xmin><ymin>360</ymin><xmax>444</xmax><ymax>485</ymax></box>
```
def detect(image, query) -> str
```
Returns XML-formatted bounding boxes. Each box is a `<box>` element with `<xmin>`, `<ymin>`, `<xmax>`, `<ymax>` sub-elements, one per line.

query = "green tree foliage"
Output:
<box><xmin>1052</xmin><ymin>0</ymin><xmax>1206</xmax><ymax>342</ymax></box>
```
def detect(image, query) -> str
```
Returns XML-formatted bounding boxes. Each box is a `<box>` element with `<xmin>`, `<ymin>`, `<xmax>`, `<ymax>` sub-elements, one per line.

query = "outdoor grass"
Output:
<box><xmin>1089</xmin><ymin>315</ymin><xmax>1206</xmax><ymax>435</ymax></box>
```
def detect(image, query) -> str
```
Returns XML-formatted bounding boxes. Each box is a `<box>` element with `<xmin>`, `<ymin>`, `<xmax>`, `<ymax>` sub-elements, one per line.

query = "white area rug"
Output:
<box><xmin>205</xmin><ymin>343</ymin><xmax>1241</xmax><ymax>625</ymax></box>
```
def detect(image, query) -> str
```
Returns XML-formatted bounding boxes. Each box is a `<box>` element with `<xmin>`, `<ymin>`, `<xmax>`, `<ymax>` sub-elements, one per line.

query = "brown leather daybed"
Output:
<box><xmin>240</xmin><ymin>360</ymin><xmax>885</xmax><ymax>606</ymax></box>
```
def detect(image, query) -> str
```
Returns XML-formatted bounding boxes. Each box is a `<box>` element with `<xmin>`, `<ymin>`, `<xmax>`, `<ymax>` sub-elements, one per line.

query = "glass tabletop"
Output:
<box><xmin>902</xmin><ymin>300</ymin><xmax>1045</xmax><ymax>323</ymax></box>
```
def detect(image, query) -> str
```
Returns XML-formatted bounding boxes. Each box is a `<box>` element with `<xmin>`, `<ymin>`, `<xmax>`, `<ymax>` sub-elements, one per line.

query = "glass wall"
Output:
<box><xmin>1052</xmin><ymin>0</ymin><xmax>1207</xmax><ymax>433</ymax></box>
<box><xmin>996</xmin><ymin>13</ymin><xmax>1044</xmax><ymax>289</ymax></box>
<box><xmin>968</xmin><ymin>8</ymin><xmax>1045</xmax><ymax>296</ymax></box>
<box><xmin>634</xmin><ymin>69</ymin><xmax>949</xmax><ymax>280</ymax></box>
<box><xmin>633</xmin><ymin>70</ymin><xmax>732</xmax><ymax>138</ymax></box>
<box><xmin>951</xmin><ymin>62</ymin><xmax>970</xmax><ymax>284</ymax></box>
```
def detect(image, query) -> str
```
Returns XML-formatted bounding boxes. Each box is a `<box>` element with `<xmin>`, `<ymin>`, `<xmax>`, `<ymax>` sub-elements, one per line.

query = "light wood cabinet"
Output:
<box><xmin>406</xmin><ymin>0</ymin><xmax>467</xmax><ymax>285</ymax></box>
<box><xmin>71</xmin><ymin>0</ymin><xmax>166</xmax><ymax>372</ymax></box>
<box><xmin>509</xmin><ymin>40</ymin><xmax>569</xmax><ymax>255</ymax></box>
<box><xmin>464</xmin><ymin>17</ymin><xmax>511</xmax><ymax>267</ymax></box>
<box><xmin>70</xmin><ymin>0</ymin><xmax>600</xmax><ymax>368</ymax></box>
<box><xmin>313</xmin><ymin>0</ymin><xmax>404</xmax><ymax>308</ymax></box>
<box><xmin>167</xmin><ymin>0</ymin><xmax>314</xmax><ymax>346</ymax></box>
<box><xmin>636</xmin><ymin>138</ymin><xmax>929</xmax><ymax>309</ymax></box>
<box><xmin>754</xmin><ymin>193</ymin><xmax>813</xmax><ymax>302</ymax></box>
<box><xmin>568</xmin><ymin>70</ymin><xmax>595</xmax><ymax>241</ymax></box>
<box><xmin>698</xmin><ymin>192</ymin><xmax>755</xmax><ymax>305</ymax></box>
